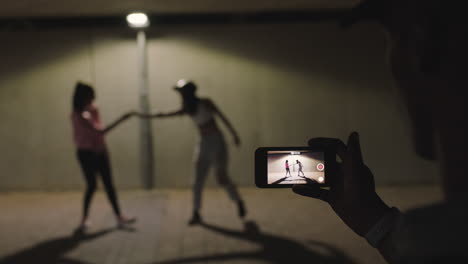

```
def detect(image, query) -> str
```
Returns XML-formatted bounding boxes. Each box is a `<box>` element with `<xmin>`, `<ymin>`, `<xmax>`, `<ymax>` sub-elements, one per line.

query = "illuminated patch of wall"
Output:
<box><xmin>0</xmin><ymin>22</ymin><xmax>440</xmax><ymax>190</ymax></box>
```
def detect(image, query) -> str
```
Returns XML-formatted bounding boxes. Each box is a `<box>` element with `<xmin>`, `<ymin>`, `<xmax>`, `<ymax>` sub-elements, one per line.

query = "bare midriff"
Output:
<box><xmin>198</xmin><ymin>119</ymin><xmax>220</xmax><ymax>136</ymax></box>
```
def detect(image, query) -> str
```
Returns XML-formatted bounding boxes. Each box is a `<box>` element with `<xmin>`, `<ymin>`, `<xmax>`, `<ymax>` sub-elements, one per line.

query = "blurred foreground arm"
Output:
<box><xmin>293</xmin><ymin>132</ymin><xmax>399</xmax><ymax>263</ymax></box>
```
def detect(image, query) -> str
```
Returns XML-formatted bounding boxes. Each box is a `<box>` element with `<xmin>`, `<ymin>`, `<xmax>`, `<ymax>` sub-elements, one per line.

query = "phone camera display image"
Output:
<box><xmin>267</xmin><ymin>150</ymin><xmax>325</xmax><ymax>185</ymax></box>
<box><xmin>255</xmin><ymin>147</ymin><xmax>329</xmax><ymax>188</ymax></box>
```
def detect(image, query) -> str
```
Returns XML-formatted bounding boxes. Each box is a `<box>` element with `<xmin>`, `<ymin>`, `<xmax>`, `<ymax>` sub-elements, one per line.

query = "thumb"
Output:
<box><xmin>345</xmin><ymin>132</ymin><xmax>368</xmax><ymax>186</ymax></box>
<box><xmin>347</xmin><ymin>132</ymin><xmax>363</xmax><ymax>166</ymax></box>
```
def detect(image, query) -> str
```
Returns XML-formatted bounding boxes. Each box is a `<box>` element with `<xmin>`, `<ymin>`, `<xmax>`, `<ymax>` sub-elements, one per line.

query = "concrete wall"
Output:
<box><xmin>0</xmin><ymin>22</ymin><xmax>439</xmax><ymax>190</ymax></box>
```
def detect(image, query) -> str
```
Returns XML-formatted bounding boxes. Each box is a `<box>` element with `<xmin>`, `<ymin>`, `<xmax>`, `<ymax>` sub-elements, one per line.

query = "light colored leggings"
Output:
<box><xmin>193</xmin><ymin>132</ymin><xmax>241</xmax><ymax>212</ymax></box>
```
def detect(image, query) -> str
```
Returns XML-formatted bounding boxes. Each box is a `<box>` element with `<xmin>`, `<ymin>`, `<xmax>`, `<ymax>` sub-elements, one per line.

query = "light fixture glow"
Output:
<box><xmin>176</xmin><ymin>79</ymin><xmax>188</xmax><ymax>87</ymax></box>
<box><xmin>318</xmin><ymin>176</ymin><xmax>325</xmax><ymax>183</ymax></box>
<box><xmin>126</xmin><ymin>13</ymin><xmax>150</xmax><ymax>28</ymax></box>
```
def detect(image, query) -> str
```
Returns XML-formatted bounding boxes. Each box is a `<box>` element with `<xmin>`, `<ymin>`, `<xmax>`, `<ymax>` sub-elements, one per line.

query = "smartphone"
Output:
<box><xmin>255</xmin><ymin>147</ymin><xmax>332</xmax><ymax>188</ymax></box>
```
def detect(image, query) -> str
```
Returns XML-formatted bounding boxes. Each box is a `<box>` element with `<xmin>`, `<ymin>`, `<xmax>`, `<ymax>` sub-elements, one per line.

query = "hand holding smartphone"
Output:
<box><xmin>255</xmin><ymin>146</ymin><xmax>333</xmax><ymax>188</ymax></box>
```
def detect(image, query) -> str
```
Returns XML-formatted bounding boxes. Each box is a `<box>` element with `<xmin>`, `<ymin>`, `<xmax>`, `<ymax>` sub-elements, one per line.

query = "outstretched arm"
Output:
<box><xmin>102</xmin><ymin>111</ymin><xmax>136</xmax><ymax>134</ymax></box>
<box><xmin>207</xmin><ymin>100</ymin><xmax>240</xmax><ymax>146</ymax></box>
<box><xmin>77</xmin><ymin>110</ymin><xmax>136</xmax><ymax>135</ymax></box>
<box><xmin>137</xmin><ymin>109</ymin><xmax>184</xmax><ymax>119</ymax></box>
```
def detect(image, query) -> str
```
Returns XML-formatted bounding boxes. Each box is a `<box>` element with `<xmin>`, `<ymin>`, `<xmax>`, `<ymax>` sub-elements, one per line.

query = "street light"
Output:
<box><xmin>126</xmin><ymin>13</ymin><xmax>150</xmax><ymax>28</ymax></box>
<box><xmin>127</xmin><ymin>12</ymin><xmax>154</xmax><ymax>189</ymax></box>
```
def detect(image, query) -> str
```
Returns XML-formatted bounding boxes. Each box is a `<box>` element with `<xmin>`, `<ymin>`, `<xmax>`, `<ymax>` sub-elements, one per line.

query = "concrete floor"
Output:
<box><xmin>0</xmin><ymin>186</ymin><xmax>443</xmax><ymax>264</ymax></box>
<box><xmin>267</xmin><ymin>172</ymin><xmax>323</xmax><ymax>185</ymax></box>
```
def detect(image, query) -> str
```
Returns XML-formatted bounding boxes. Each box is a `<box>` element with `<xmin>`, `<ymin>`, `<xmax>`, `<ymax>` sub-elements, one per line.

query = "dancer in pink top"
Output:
<box><xmin>285</xmin><ymin>160</ymin><xmax>292</xmax><ymax>177</ymax></box>
<box><xmin>71</xmin><ymin>82</ymin><xmax>136</xmax><ymax>230</ymax></box>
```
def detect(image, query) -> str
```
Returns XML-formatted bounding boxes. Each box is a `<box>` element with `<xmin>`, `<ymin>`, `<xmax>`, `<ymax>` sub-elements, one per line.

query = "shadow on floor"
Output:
<box><xmin>271</xmin><ymin>177</ymin><xmax>288</xmax><ymax>184</ymax></box>
<box><xmin>0</xmin><ymin>228</ymin><xmax>115</xmax><ymax>264</ymax></box>
<box><xmin>152</xmin><ymin>220</ymin><xmax>356</xmax><ymax>264</ymax></box>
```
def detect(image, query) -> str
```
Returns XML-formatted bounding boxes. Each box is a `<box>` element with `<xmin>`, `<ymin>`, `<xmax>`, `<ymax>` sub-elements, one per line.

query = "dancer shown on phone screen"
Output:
<box><xmin>296</xmin><ymin>160</ymin><xmax>305</xmax><ymax>177</ymax></box>
<box><xmin>285</xmin><ymin>160</ymin><xmax>292</xmax><ymax>177</ymax></box>
<box><xmin>71</xmin><ymin>82</ymin><xmax>136</xmax><ymax>230</ymax></box>
<box><xmin>139</xmin><ymin>80</ymin><xmax>246</xmax><ymax>225</ymax></box>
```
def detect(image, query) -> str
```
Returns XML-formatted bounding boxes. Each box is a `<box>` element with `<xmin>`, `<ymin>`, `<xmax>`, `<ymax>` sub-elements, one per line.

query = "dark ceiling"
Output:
<box><xmin>0</xmin><ymin>0</ymin><xmax>360</xmax><ymax>17</ymax></box>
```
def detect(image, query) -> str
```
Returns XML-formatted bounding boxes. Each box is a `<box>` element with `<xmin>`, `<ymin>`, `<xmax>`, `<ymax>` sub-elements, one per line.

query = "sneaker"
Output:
<box><xmin>237</xmin><ymin>201</ymin><xmax>246</xmax><ymax>218</ymax></box>
<box><xmin>118</xmin><ymin>215</ymin><xmax>136</xmax><ymax>227</ymax></box>
<box><xmin>188</xmin><ymin>212</ymin><xmax>202</xmax><ymax>226</ymax></box>
<box><xmin>78</xmin><ymin>219</ymin><xmax>91</xmax><ymax>230</ymax></box>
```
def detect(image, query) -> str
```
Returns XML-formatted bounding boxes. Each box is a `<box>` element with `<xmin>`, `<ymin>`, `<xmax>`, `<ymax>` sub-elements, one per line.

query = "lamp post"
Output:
<box><xmin>127</xmin><ymin>13</ymin><xmax>154</xmax><ymax>189</ymax></box>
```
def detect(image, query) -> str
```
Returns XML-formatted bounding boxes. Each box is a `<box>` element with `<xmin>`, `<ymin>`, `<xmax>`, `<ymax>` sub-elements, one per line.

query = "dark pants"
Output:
<box><xmin>77</xmin><ymin>150</ymin><xmax>121</xmax><ymax>218</ymax></box>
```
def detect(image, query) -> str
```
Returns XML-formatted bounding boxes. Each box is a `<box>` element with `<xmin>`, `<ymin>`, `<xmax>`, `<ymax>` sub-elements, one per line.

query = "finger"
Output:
<box><xmin>292</xmin><ymin>184</ymin><xmax>330</xmax><ymax>202</ymax></box>
<box><xmin>308</xmin><ymin>137</ymin><xmax>347</xmax><ymax>161</ymax></box>
<box><xmin>347</xmin><ymin>132</ymin><xmax>363</xmax><ymax>165</ymax></box>
<box><xmin>344</xmin><ymin>132</ymin><xmax>365</xmax><ymax>186</ymax></box>
<box><xmin>328</xmin><ymin>162</ymin><xmax>344</xmax><ymax>188</ymax></box>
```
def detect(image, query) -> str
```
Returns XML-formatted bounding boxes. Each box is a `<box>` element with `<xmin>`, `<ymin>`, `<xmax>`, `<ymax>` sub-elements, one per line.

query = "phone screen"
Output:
<box><xmin>267</xmin><ymin>150</ymin><xmax>325</xmax><ymax>185</ymax></box>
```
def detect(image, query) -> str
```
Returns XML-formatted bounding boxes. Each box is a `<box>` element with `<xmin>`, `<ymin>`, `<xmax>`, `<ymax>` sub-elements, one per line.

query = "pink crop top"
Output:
<box><xmin>71</xmin><ymin>104</ymin><xmax>106</xmax><ymax>152</ymax></box>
